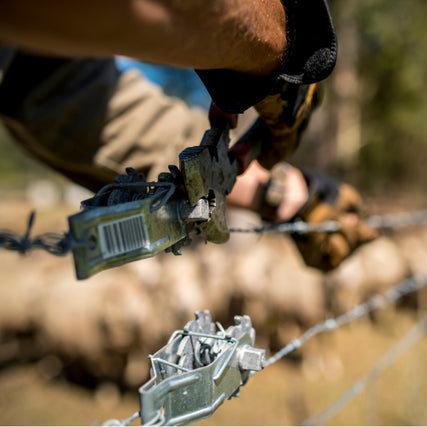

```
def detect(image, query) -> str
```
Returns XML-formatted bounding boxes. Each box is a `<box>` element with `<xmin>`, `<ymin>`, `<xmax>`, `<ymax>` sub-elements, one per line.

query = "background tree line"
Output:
<box><xmin>296</xmin><ymin>0</ymin><xmax>427</xmax><ymax>199</ymax></box>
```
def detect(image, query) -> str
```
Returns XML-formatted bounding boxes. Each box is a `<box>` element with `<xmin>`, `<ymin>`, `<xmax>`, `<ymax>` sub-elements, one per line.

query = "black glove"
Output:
<box><xmin>196</xmin><ymin>0</ymin><xmax>337</xmax><ymax>114</ymax></box>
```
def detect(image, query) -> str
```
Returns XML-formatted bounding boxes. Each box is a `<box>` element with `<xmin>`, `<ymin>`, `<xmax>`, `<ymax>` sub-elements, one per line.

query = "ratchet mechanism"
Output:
<box><xmin>68</xmin><ymin>108</ymin><xmax>264</xmax><ymax>279</ymax></box>
<box><xmin>104</xmin><ymin>310</ymin><xmax>265</xmax><ymax>426</ymax></box>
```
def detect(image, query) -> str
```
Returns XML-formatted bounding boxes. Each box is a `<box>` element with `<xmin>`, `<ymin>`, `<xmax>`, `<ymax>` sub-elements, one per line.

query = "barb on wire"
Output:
<box><xmin>230</xmin><ymin>219</ymin><xmax>340</xmax><ymax>235</ymax></box>
<box><xmin>0</xmin><ymin>211</ymin><xmax>72</xmax><ymax>256</ymax></box>
<box><xmin>367</xmin><ymin>209</ymin><xmax>427</xmax><ymax>230</ymax></box>
<box><xmin>264</xmin><ymin>272</ymin><xmax>427</xmax><ymax>367</ymax></box>
<box><xmin>229</xmin><ymin>209</ymin><xmax>427</xmax><ymax>235</ymax></box>
<box><xmin>102</xmin><ymin>411</ymin><xmax>141</xmax><ymax>426</ymax></box>
<box><xmin>2</xmin><ymin>208</ymin><xmax>427</xmax><ymax>258</ymax></box>
<box><xmin>302</xmin><ymin>315</ymin><xmax>427</xmax><ymax>426</ymax></box>
<box><xmin>103</xmin><ymin>272</ymin><xmax>427</xmax><ymax>427</ymax></box>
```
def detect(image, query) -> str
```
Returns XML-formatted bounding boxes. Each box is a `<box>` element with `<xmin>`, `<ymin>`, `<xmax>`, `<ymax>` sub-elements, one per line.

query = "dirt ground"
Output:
<box><xmin>0</xmin><ymin>311</ymin><xmax>426</xmax><ymax>426</ymax></box>
<box><xmin>1</xmin><ymin>188</ymin><xmax>427</xmax><ymax>426</ymax></box>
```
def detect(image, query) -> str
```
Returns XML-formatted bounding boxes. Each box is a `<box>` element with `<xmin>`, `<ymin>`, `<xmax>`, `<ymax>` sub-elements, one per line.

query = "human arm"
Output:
<box><xmin>1</xmin><ymin>49</ymin><xmax>366</xmax><ymax>271</ymax></box>
<box><xmin>1</xmin><ymin>0</ymin><xmax>337</xmax><ymax>132</ymax></box>
<box><xmin>0</xmin><ymin>0</ymin><xmax>286</xmax><ymax>76</ymax></box>
<box><xmin>227</xmin><ymin>161</ymin><xmax>378</xmax><ymax>271</ymax></box>
<box><xmin>227</xmin><ymin>161</ymin><xmax>309</xmax><ymax>223</ymax></box>
<box><xmin>0</xmin><ymin>51</ymin><xmax>210</xmax><ymax>191</ymax></box>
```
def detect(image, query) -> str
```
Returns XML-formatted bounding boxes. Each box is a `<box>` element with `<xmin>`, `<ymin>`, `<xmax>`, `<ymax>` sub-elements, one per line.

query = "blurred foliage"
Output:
<box><xmin>0</xmin><ymin>123</ymin><xmax>32</xmax><ymax>187</ymax></box>
<box><xmin>0</xmin><ymin>124</ymin><xmax>64</xmax><ymax>188</ymax></box>
<box><xmin>331</xmin><ymin>0</ymin><xmax>427</xmax><ymax>194</ymax></box>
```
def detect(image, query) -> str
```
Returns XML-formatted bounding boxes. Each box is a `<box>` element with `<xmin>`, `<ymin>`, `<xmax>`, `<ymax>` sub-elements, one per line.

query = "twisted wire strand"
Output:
<box><xmin>1</xmin><ymin>203</ymin><xmax>425</xmax><ymax>425</ymax></box>
<box><xmin>1</xmin><ymin>208</ymin><xmax>427</xmax><ymax>256</ymax></box>
<box><xmin>0</xmin><ymin>211</ymin><xmax>71</xmax><ymax>255</ymax></box>
<box><xmin>102</xmin><ymin>411</ymin><xmax>142</xmax><ymax>426</ymax></box>
<box><xmin>302</xmin><ymin>315</ymin><xmax>427</xmax><ymax>426</ymax></box>
<box><xmin>110</xmin><ymin>272</ymin><xmax>427</xmax><ymax>426</ymax></box>
<box><xmin>229</xmin><ymin>209</ymin><xmax>427</xmax><ymax>235</ymax></box>
<box><xmin>264</xmin><ymin>272</ymin><xmax>427</xmax><ymax>367</ymax></box>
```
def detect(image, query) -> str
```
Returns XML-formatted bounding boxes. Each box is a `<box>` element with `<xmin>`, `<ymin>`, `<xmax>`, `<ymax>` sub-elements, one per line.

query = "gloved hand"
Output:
<box><xmin>260</xmin><ymin>164</ymin><xmax>378</xmax><ymax>271</ymax></box>
<box><xmin>254</xmin><ymin>82</ymin><xmax>320</xmax><ymax>170</ymax></box>
<box><xmin>197</xmin><ymin>0</ymin><xmax>336</xmax><ymax>172</ymax></box>
<box><xmin>196</xmin><ymin>0</ymin><xmax>337</xmax><ymax>114</ymax></box>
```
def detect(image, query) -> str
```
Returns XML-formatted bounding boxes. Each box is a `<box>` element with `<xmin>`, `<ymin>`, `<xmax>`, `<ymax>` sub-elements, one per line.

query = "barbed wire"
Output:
<box><xmin>103</xmin><ymin>411</ymin><xmax>142</xmax><ymax>426</ymax></box>
<box><xmin>0</xmin><ymin>211</ymin><xmax>72</xmax><ymax>255</ymax></box>
<box><xmin>1</xmin><ymin>209</ymin><xmax>427</xmax><ymax>256</ymax></box>
<box><xmin>2</xmin><ymin>207</ymin><xmax>427</xmax><ymax>425</ymax></box>
<box><xmin>264</xmin><ymin>272</ymin><xmax>427</xmax><ymax>367</ymax></box>
<box><xmin>230</xmin><ymin>209</ymin><xmax>427</xmax><ymax>235</ymax></box>
<box><xmin>366</xmin><ymin>209</ymin><xmax>427</xmax><ymax>229</ymax></box>
<box><xmin>108</xmin><ymin>271</ymin><xmax>427</xmax><ymax>426</ymax></box>
<box><xmin>302</xmin><ymin>315</ymin><xmax>427</xmax><ymax>426</ymax></box>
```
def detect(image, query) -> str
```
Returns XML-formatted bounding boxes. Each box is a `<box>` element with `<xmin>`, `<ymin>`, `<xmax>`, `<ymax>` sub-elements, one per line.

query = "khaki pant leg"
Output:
<box><xmin>3</xmin><ymin>60</ymin><xmax>209</xmax><ymax>191</ymax></box>
<box><xmin>95</xmin><ymin>69</ymin><xmax>210</xmax><ymax>182</ymax></box>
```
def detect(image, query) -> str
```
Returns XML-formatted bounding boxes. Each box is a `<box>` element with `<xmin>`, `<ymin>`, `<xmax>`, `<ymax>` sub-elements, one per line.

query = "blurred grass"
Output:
<box><xmin>199</xmin><ymin>310</ymin><xmax>427</xmax><ymax>426</ymax></box>
<box><xmin>0</xmin><ymin>3</ymin><xmax>426</xmax><ymax>421</ymax></box>
<box><xmin>0</xmin><ymin>311</ymin><xmax>426</xmax><ymax>425</ymax></box>
<box><xmin>0</xmin><ymin>123</ymin><xmax>67</xmax><ymax>190</ymax></box>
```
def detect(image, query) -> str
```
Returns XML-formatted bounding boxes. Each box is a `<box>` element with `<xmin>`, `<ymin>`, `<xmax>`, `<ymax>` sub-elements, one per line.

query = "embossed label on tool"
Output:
<box><xmin>98</xmin><ymin>213</ymin><xmax>148</xmax><ymax>259</ymax></box>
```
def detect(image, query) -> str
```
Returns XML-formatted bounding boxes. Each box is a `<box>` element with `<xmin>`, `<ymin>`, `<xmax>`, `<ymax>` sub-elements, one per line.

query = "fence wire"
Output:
<box><xmin>107</xmin><ymin>271</ymin><xmax>427</xmax><ymax>426</ymax></box>
<box><xmin>264</xmin><ymin>272</ymin><xmax>427</xmax><ymax>367</ymax></box>
<box><xmin>302</xmin><ymin>315</ymin><xmax>427</xmax><ymax>426</ymax></box>
<box><xmin>230</xmin><ymin>209</ymin><xmax>427</xmax><ymax>235</ymax></box>
<box><xmin>0</xmin><ymin>211</ymin><xmax>71</xmax><ymax>255</ymax></box>
<box><xmin>2</xmin><ymin>207</ymin><xmax>427</xmax><ymax>425</ymax></box>
<box><xmin>1</xmin><ymin>209</ymin><xmax>427</xmax><ymax>256</ymax></box>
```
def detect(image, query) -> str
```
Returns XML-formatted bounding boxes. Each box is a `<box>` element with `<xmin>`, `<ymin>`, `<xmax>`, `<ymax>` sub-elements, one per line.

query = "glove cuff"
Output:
<box><xmin>276</xmin><ymin>0</ymin><xmax>337</xmax><ymax>87</ymax></box>
<box><xmin>196</xmin><ymin>0</ymin><xmax>337</xmax><ymax>113</ymax></box>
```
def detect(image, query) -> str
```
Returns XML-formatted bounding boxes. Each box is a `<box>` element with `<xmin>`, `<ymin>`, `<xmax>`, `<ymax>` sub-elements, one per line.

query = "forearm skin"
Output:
<box><xmin>0</xmin><ymin>0</ymin><xmax>286</xmax><ymax>75</ymax></box>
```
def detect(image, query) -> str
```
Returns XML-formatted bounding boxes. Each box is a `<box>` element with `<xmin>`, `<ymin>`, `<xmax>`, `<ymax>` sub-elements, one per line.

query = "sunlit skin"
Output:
<box><xmin>228</xmin><ymin>161</ymin><xmax>309</xmax><ymax>222</ymax></box>
<box><xmin>0</xmin><ymin>0</ymin><xmax>312</xmax><ymax>219</ymax></box>
<box><xmin>0</xmin><ymin>0</ymin><xmax>286</xmax><ymax>76</ymax></box>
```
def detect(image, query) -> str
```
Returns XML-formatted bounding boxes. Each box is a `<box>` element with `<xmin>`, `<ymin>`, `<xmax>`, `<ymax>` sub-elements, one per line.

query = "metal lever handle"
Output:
<box><xmin>139</xmin><ymin>311</ymin><xmax>265</xmax><ymax>426</ymax></box>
